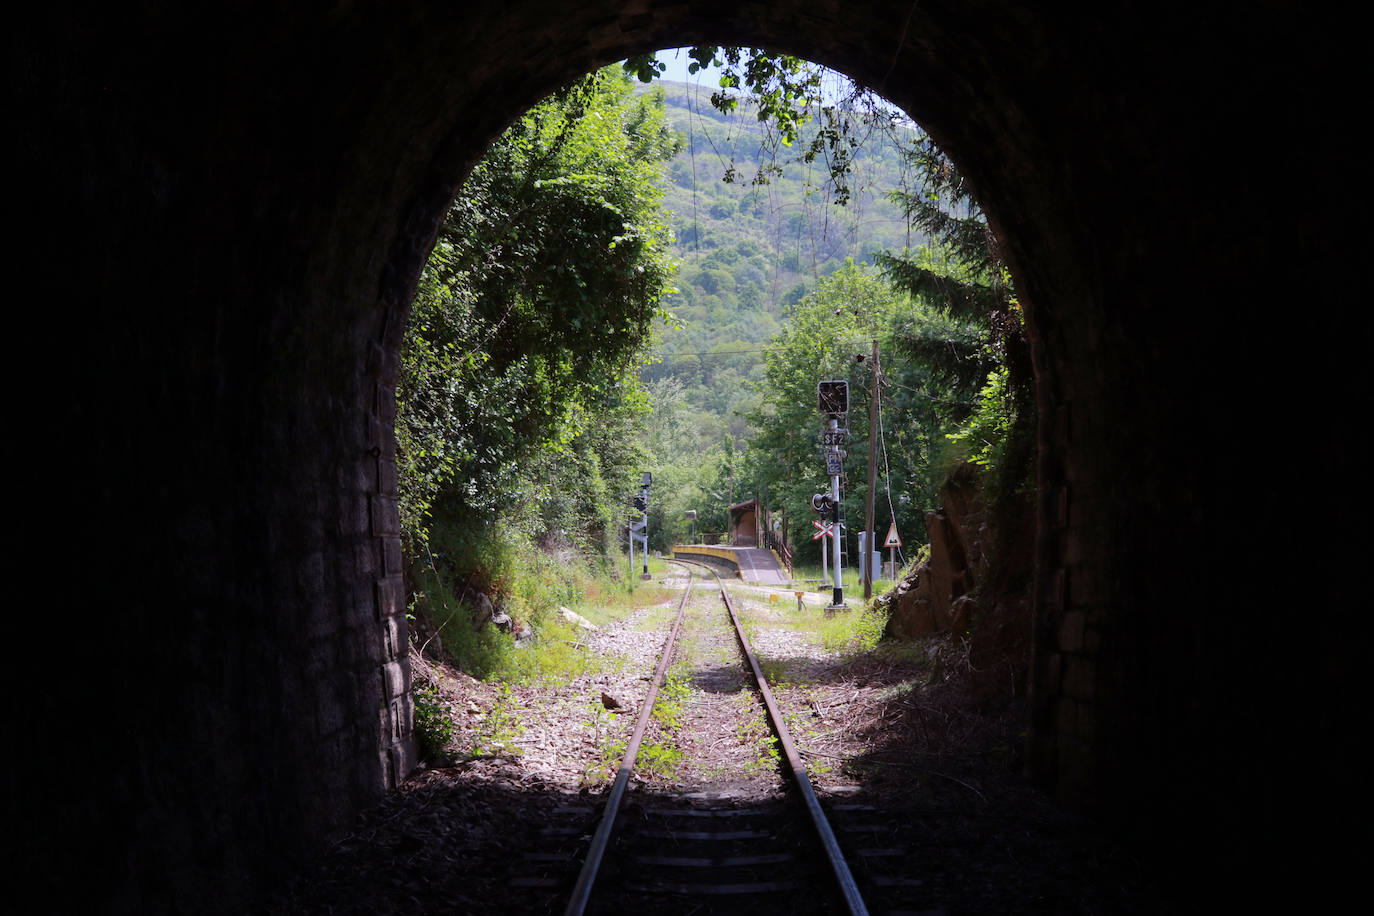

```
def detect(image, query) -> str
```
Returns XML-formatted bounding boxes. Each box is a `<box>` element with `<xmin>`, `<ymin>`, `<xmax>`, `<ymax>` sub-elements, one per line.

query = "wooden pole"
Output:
<box><xmin>864</xmin><ymin>340</ymin><xmax>880</xmax><ymax>599</ymax></box>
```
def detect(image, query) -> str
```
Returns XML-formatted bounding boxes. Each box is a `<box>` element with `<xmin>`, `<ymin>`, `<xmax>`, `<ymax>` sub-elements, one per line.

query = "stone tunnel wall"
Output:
<box><xmin>10</xmin><ymin>1</ymin><xmax>1365</xmax><ymax>911</ymax></box>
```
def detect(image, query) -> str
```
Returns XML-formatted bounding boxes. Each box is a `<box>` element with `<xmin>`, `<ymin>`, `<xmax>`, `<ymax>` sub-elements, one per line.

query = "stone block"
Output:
<box><xmin>379</xmin><ymin>747</ymin><xmax>396</xmax><ymax>790</ymax></box>
<box><xmin>370</xmin><ymin>493</ymin><xmax>400</xmax><ymax>537</ymax></box>
<box><xmin>375</xmin><ymin>575</ymin><xmax>404</xmax><ymax>620</ymax></box>
<box><xmin>353</xmin><ymin>539</ymin><xmax>379</xmax><ymax>579</ymax></box>
<box><xmin>381</xmin><ymin>535</ymin><xmax>402</xmax><ymax>576</ymax></box>
<box><xmin>381</xmin><ymin>658</ymin><xmax>410</xmax><ymax>700</ymax></box>
<box><xmin>378</xmin><ymin>456</ymin><xmax>398</xmax><ymax>497</ymax></box>
<box><xmin>1050</xmin><ymin>568</ymin><xmax>1067</xmax><ymax>611</ymax></box>
<box><xmin>1044</xmin><ymin>651</ymin><xmax>1062</xmax><ymax>694</ymax></box>
<box><xmin>380</xmin><ymin>612</ymin><xmax>402</xmax><ymax>661</ymax></box>
<box><xmin>379</xmin><ymin>696</ymin><xmax>410</xmax><ymax>743</ymax></box>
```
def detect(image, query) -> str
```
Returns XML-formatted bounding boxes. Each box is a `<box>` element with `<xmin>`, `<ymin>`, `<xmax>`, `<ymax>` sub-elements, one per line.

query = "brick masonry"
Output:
<box><xmin>11</xmin><ymin>2</ymin><xmax>1362</xmax><ymax>911</ymax></box>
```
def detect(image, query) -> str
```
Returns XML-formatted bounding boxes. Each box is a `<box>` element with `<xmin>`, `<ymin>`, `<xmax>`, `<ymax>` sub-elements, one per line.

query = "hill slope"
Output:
<box><xmin>641</xmin><ymin>81</ymin><xmax>924</xmax><ymax>448</ymax></box>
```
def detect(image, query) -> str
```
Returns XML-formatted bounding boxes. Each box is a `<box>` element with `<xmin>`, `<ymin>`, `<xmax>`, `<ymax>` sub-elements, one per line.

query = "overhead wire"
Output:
<box><xmin>874</xmin><ymin>375</ymin><xmax>907</xmax><ymax>568</ymax></box>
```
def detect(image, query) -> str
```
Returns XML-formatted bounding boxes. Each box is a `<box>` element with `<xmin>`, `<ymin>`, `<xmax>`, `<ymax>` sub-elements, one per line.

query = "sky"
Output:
<box><xmin>648</xmin><ymin>48</ymin><xmax>911</xmax><ymax>124</ymax></box>
<box><xmin>651</xmin><ymin>48</ymin><xmax>728</xmax><ymax>91</ymax></box>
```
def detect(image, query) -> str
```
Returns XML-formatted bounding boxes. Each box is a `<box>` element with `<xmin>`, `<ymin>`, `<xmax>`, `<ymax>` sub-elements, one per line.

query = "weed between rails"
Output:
<box><xmin>581</xmin><ymin>696</ymin><xmax>628</xmax><ymax>786</ymax></box>
<box><xmin>734</xmin><ymin>690</ymin><xmax>781</xmax><ymax>776</ymax></box>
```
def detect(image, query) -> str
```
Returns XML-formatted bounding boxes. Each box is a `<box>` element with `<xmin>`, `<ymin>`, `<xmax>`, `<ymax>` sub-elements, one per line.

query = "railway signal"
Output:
<box><xmin>629</xmin><ymin>472</ymin><xmax>652</xmax><ymax>580</ymax></box>
<box><xmin>817</xmin><ymin>379</ymin><xmax>849</xmax><ymax>417</ymax></box>
<box><xmin>817</xmin><ymin>380</ymin><xmax>848</xmax><ymax>610</ymax></box>
<box><xmin>811</xmin><ymin>517</ymin><xmax>842</xmax><ymax>587</ymax></box>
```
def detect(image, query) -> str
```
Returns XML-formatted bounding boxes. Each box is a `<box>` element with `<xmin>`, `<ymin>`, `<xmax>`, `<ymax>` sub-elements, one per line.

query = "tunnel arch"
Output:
<box><xmin>13</xmin><ymin>2</ymin><xmax>1361</xmax><ymax>911</ymax></box>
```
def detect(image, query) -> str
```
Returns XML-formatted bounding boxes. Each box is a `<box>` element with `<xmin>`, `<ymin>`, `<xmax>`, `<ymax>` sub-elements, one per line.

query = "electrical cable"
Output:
<box><xmin>875</xmin><ymin>375</ymin><xmax>907</xmax><ymax>568</ymax></box>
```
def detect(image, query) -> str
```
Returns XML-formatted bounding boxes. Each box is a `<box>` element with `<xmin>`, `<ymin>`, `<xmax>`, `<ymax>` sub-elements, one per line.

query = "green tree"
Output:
<box><xmin>740</xmin><ymin>260</ymin><xmax>914</xmax><ymax>565</ymax></box>
<box><xmin>877</xmin><ymin>137</ymin><xmax>1035</xmax><ymax>503</ymax></box>
<box><xmin>397</xmin><ymin>67</ymin><xmax>680</xmax><ymax>555</ymax></box>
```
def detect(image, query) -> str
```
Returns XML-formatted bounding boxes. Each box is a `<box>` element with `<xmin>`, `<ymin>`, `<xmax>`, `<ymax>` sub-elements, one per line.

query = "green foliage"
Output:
<box><xmin>411</xmin><ymin>681</ymin><xmax>455</xmax><ymax>760</ymax></box>
<box><xmin>652</xmin><ymin>662</ymin><xmax>692</xmax><ymax>732</ymax></box>
<box><xmin>878</xmin><ymin>136</ymin><xmax>1036</xmax><ymax>505</ymax></box>
<box><xmin>580</xmin><ymin>697</ymin><xmax>627</xmax><ymax>786</ymax></box>
<box><xmin>398</xmin><ymin>65</ymin><xmax>678</xmax><ymax>554</ymax></box>
<box><xmin>817</xmin><ymin>605</ymin><xmax>888</xmax><ymax>653</ymax></box>
<box><xmin>734</xmin><ymin>691</ymin><xmax>781</xmax><ymax>776</ymax></box>
<box><xmin>637</xmin><ymin>740</ymin><xmax>684</xmax><ymax>779</ymax></box>
<box><xmin>471</xmin><ymin>685</ymin><xmax>525</xmax><ymax>757</ymax></box>
<box><xmin>947</xmin><ymin>366</ymin><xmax>1013</xmax><ymax>469</ymax></box>
<box><xmin>638</xmin><ymin>79</ymin><xmax>921</xmax><ymax>462</ymax></box>
<box><xmin>410</xmin><ymin>557</ymin><xmax>510</xmax><ymax>678</ymax></box>
<box><xmin>625</xmin><ymin>48</ymin><xmax>897</xmax><ymax>204</ymax></box>
<box><xmin>731</xmin><ymin>259</ymin><xmax>941</xmax><ymax>565</ymax></box>
<box><xmin>628</xmin><ymin>50</ymin><xmax>1035</xmax><ymax>564</ymax></box>
<box><xmin>412</xmin><ymin>519</ymin><xmax>660</xmax><ymax>683</ymax></box>
<box><xmin>398</xmin><ymin>67</ymin><xmax>688</xmax><ymax>667</ymax></box>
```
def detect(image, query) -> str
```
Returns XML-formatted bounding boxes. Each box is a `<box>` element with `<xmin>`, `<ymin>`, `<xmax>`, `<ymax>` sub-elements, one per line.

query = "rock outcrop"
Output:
<box><xmin>879</xmin><ymin>464</ymin><xmax>992</xmax><ymax>638</ymax></box>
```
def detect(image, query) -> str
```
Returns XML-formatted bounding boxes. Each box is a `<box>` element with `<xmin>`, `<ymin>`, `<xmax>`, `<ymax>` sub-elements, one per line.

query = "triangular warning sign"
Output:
<box><xmin>883</xmin><ymin>522</ymin><xmax>902</xmax><ymax>548</ymax></box>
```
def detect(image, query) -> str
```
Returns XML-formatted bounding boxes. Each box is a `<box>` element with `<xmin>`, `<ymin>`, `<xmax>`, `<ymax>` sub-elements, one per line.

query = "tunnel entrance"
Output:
<box><xmin>15</xmin><ymin>3</ymin><xmax>1359</xmax><ymax>912</ymax></box>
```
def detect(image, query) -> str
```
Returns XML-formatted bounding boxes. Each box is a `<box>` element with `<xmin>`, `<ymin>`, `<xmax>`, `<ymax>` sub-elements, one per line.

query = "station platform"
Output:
<box><xmin>672</xmin><ymin>544</ymin><xmax>790</xmax><ymax>586</ymax></box>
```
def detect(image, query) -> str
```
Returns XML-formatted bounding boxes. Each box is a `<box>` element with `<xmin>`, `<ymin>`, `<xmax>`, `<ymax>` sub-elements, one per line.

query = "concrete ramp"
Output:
<box><xmin>672</xmin><ymin>545</ymin><xmax>789</xmax><ymax>586</ymax></box>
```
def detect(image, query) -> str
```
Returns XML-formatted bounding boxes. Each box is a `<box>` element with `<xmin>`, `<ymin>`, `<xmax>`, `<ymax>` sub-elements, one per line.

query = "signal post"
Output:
<box><xmin>816</xmin><ymin>380</ymin><xmax>848</xmax><ymax>610</ymax></box>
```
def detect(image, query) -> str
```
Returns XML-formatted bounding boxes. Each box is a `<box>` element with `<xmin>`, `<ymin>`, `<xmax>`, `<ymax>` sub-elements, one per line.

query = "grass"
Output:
<box><xmin>733</xmin><ymin>690</ymin><xmax>780</xmax><ymax>776</ymax></box>
<box><xmin>737</xmin><ymin>585</ymin><xmax>889</xmax><ymax>656</ymax></box>
<box><xmin>788</xmin><ymin>564</ymin><xmax>897</xmax><ymax>597</ymax></box>
<box><xmin>471</xmin><ymin>685</ymin><xmax>525</xmax><ymax>757</ymax></box>
<box><xmin>411</xmin><ymin>538</ymin><xmax>677</xmax><ymax>684</ymax></box>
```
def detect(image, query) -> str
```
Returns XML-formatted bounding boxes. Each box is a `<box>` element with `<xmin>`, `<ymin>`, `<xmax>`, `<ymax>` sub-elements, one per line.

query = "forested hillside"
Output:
<box><xmin>641</xmin><ymin>81</ymin><xmax>925</xmax><ymax>450</ymax></box>
<box><xmin>396</xmin><ymin>60</ymin><xmax>1031</xmax><ymax>641</ymax></box>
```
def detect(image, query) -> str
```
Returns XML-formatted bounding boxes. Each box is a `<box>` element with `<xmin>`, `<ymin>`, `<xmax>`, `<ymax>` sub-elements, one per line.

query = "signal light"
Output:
<box><xmin>817</xmin><ymin>380</ymin><xmax>849</xmax><ymax>416</ymax></box>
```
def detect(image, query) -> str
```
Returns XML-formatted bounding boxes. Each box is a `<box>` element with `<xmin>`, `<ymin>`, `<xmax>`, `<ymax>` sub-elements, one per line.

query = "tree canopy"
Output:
<box><xmin>397</xmin><ymin>68</ymin><xmax>679</xmax><ymax>554</ymax></box>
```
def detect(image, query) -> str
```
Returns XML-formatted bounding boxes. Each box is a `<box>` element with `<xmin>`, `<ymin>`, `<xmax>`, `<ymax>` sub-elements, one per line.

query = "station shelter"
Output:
<box><xmin>729</xmin><ymin>498</ymin><xmax>761</xmax><ymax>547</ymax></box>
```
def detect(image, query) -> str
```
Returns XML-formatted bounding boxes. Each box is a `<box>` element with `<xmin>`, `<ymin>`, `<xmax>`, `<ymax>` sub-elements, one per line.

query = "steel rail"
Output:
<box><xmin>562</xmin><ymin>562</ymin><xmax>697</xmax><ymax>916</ymax></box>
<box><xmin>678</xmin><ymin>558</ymin><xmax>870</xmax><ymax>916</ymax></box>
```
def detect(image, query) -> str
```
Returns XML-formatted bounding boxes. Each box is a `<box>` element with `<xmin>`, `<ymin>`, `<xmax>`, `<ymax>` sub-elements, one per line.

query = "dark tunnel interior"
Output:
<box><xmin>9</xmin><ymin>3</ymin><xmax>1366</xmax><ymax>911</ymax></box>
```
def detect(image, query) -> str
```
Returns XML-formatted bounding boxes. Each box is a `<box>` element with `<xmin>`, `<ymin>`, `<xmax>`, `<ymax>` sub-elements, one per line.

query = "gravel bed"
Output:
<box><xmin>260</xmin><ymin>572</ymin><xmax>1179</xmax><ymax>914</ymax></box>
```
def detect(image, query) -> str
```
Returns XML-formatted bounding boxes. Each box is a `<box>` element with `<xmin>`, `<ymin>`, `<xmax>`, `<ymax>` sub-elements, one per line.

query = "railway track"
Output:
<box><xmin>517</xmin><ymin>559</ymin><xmax>872</xmax><ymax>915</ymax></box>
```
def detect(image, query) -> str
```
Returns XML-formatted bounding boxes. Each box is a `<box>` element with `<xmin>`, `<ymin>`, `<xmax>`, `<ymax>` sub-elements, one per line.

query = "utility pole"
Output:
<box><xmin>863</xmin><ymin>340</ymin><xmax>881</xmax><ymax>599</ymax></box>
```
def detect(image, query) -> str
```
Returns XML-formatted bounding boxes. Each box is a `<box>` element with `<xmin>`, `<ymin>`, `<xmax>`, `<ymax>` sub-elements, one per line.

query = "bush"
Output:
<box><xmin>412</xmin><ymin>681</ymin><xmax>455</xmax><ymax>759</ymax></box>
